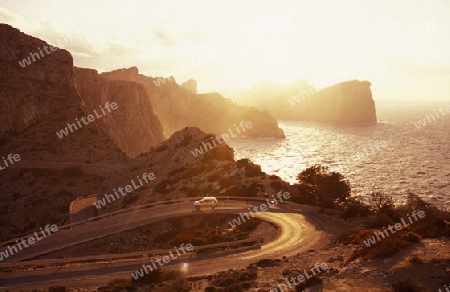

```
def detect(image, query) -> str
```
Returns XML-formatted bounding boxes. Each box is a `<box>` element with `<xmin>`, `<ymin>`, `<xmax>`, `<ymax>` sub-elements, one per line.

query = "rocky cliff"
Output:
<box><xmin>0</xmin><ymin>24</ymin><xmax>165</xmax><ymax>160</ymax></box>
<box><xmin>181</xmin><ymin>79</ymin><xmax>197</xmax><ymax>94</ymax></box>
<box><xmin>0</xmin><ymin>24</ymin><xmax>75</xmax><ymax>138</ymax></box>
<box><xmin>0</xmin><ymin>24</ymin><xmax>128</xmax><ymax>163</ymax></box>
<box><xmin>299</xmin><ymin>80</ymin><xmax>377</xmax><ymax>124</ymax></box>
<box><xmin>231</xmin><ymin>79</ymin><xmax>377</xmax><ymax>124</ymax></box>
<box><xmin>0</xmin><ymin>24</ymin><xmax>288</xmax><ymax>242</ymax></box>
<box><xmin>0</xmin><ymin>24</ymin><xmax>130</xmax><ymax>240</ymax></box>
<box><xmin>74</xmin><ymin>67</ymin><xmax>165</xmax><ymax>157</ymax></box>
<box><xmin>100</xmin><ymin>67</ymin><xmax>285</xmax><ymax>138</ymax></box>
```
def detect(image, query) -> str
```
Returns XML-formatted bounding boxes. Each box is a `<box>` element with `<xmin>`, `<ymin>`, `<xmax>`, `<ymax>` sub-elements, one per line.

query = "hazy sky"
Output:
<box><xmin>1</xmin><ymin>0</ymin><xmax>449</xmax><ymax>100</ymax></box>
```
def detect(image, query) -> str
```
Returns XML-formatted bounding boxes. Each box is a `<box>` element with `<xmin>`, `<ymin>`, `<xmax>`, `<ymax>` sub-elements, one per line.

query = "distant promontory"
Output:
<box><xmin>231</xmin><ymin>79</ymin><xmax>377</xmax><ymax>124</ymax></box>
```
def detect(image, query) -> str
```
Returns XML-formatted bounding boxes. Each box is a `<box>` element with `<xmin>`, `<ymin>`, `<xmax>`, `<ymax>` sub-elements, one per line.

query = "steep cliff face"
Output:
<box><xmin>0</xmin><ymin>24</ymin><xmax>129</xmax><ymax>240</ymax></box>
<box><xmin>101</xmin><ymin>68</ymin><xmax>285</xmax><ymax>138</ymax></box>
<box><xmin>0</xmin><ymin>24</ymin><xmax>75</xmax><ymax>138</ymax></box>
<box><xmin>0</xmin><ymin>24</ymin><xmax>128</xmax><ymax>162</ymax></box>
<box><xmin>298</xmin><ymin>80</ymin><xmax>377</xmax><ymax>124</ymax></box>
<box><xmin>74</xmin><ymin>67</ymin><xmax>165</xmax><ymax>157</ymax></box>
<box><xmin>231</xmin><ymin>79</ymin><xmax>377</xmax><ymax>124</ymax></box>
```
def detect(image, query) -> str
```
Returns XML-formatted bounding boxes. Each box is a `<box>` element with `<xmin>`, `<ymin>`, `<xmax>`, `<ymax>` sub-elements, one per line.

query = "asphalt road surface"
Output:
<box><xmin>0</xmin><ymin>201</ymin><xmax>333</xmax><ymax>290</ymax></box>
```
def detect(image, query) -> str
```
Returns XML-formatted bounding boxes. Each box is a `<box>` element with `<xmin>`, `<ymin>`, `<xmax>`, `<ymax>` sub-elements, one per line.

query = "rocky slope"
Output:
<box><xmin>94</xmin><ymin>126</ymin><xmax>289</xmax><ymax>214</ymax></box>
<box><xmin>0</xmin><ymin>24</ymin><xmax>131</xmax><ymax>240</ymax></box>
<box><xmin>0</xmin><ymin>24</ymin><xmax>165</xmax><ymax>160</ymax></box>
<box><xmin>181</xmin><ymin>78</ymin><xmax>197</xmax><ymax>94</ymax></box>
<box><xmin>0</xmin><ymin>23</ymin><xmax>75</xmax><ymax>138</ymax></box>
<box><xmin>74</xmin><ymin>67</ymin><xmax>165</xmax><ymax>158</ymax></box>
<box><xmin>100</xmin><ymin>67</ymin><xmax>285</xmax><ymax>138</ymax></box>
<box><xmin>232</xmin><ymin>79</ymin><xmax>377</xmax><ymax>124</ymax></box>
<box><xmin>0</xmin><ymin>24</ymin><xmax>128</xmax><ymax>163</ymax></box>
<box><xmin>0</xmin><ymin>24</ymin><xmax>287</xmax><ymax>241</ymax></box>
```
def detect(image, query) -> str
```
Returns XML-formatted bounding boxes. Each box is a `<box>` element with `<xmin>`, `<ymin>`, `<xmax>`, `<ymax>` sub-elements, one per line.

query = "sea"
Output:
<box><xmin>227</xmin><ymin>100</ymin><xmax>450</xmax><ymax>208</ymax></box>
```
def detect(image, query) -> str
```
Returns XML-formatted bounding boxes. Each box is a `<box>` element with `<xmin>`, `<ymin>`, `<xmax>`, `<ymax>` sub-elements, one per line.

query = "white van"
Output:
<box><xmin>195</xmin><ymin>197</ymin><xmax>218</xmax><ymax>209</ymax></box>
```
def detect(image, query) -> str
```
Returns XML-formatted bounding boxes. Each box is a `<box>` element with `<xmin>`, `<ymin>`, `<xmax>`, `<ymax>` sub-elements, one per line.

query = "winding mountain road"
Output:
<box><xmin>0</xmin><ymin>200</ymin><xmax>335</xmax><ymax>290</ymax></box>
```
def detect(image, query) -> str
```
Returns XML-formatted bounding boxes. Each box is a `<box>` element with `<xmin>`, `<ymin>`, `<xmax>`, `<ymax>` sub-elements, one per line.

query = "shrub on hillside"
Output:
<box><xmin>203</xmin><ymin>145</ymin><xmax>234</xmax><ymax>162</ymax></box>
<box><xmin>335</xmin><ymin>230</ymin><xmax>373</xmax><ymax>245</ymax></box>
<box><xmin>368</xmin><ymin>192</ymin><xmax>399</xmax><ymax>221</ymax></box>
<box><xmin>295</xmin><ymin>276</ymin><xmax>323</xmax><ymax>291</ymax></box>
<box><xmin>348</xmin><ymin>228</ymin><xmax>421</xmax><ymax>261</ymax></box>
<box><xmin>236</xmin><ymin>219</ymin><xmax>261</xmax><ymax>232</ymax></box>
<box><xmin>340</xmin><ymin>199</ymin><xmax>371</xmax><ymax>219</ymax></box>
<box><xmin>290</xmin><ymin>184</ymin><xmax>316</xmax><ymax>205</ymax></box>
<box><xmin>397</xmin><ymin>193</ymin><xmax>450</xmax><ymax>238</ymax></box>
<box><xmin>270</xmin><ymin>180</ymin><xmax>284</xmax><ymax>191</ymax></box>
<box><xmin>241</xmin><ymin>182</ymin><xmax>263</xmax><ymax>197</ymax></box>
<box><xmin>366</xmin><ymin>213</ymin><xmax>393</xmax><ymax>228</ymax></box>
<box><xmin>296</xmin><ymin>165</ymin><xmax>351</xmax><ymax>212</ymax></box>
<box><xmin>236</xmin><ymin>159</ymin><xmax>263</xmax><ymax>177</ymax></box>
<box><xmin>221</xmin><ymin>185</ymin><xmax>242</xmax><ymax>197</ymax></box>
<box><xmin>210</xmin><ymin>265</ymin><xmax>257</xmax><ymax>289</ymax></box>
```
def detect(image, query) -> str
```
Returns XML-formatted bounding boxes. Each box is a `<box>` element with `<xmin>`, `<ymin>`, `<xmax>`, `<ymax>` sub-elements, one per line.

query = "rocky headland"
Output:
<box><xmin>0</xmin><ymin>23</ymin><xmax>284</xmax><ymax>242</ymax></box>
<box><xmin>100</xmin><ymin>67</ymin><xmax>285</xmax><ymax>138</ymax></box>
<box><xmin>232</xmin><ymin>79</ymin><xmax>377</xmax><ymax>124</ymax></box>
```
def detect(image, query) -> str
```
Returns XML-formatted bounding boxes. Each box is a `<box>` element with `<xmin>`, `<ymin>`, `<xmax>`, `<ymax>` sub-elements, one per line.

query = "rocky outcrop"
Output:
<box><xmin>0</xmin><ymin>24</ymin><xmax>288</xmax><ymax>242</ymax></box>
<box><xmin>0</xmin><ymin>24</ymin><xmax>129</xmax><ymax>241</ymax></box>
<box><xmin>74</xmin><ymin>67</ymin><xmax>165</xmax><ymax>157</ymax></box>
<box><xmin>0</xmin><ymin>23</ymin><xmax>128</xmax><ymax>163</ymax></box>
<box><xmin>181</xmin><ymin>79</ymin><xmax>197</xmax><ymax>94</ymax></box>
<box><xmin>101</xmin><ymin>68</ymin><xmax>285</xmax><ymax>138</ymax></box>
<box><xmin>298</xmin><ymin>80</ymin><xmax>377</xmax><ymax>124</ymax></box>
<box><xmin>95</xmin><ymin>126</ymin><xmax>289</xmax><ymax>214</ymax></box>
<box><xmin>0</xmin><ymin>24</ymin><xmax>75</xmax><ymax>138</ymax></box>
<box><xmin>0</xmin><ymin>24</ymin><xmax>165</xmax><ymax>160</ymax></box>
<box><xmin>231</xmin><ymin>79</ymin><xmax>377</xmax><ymax>124</ymax></box>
